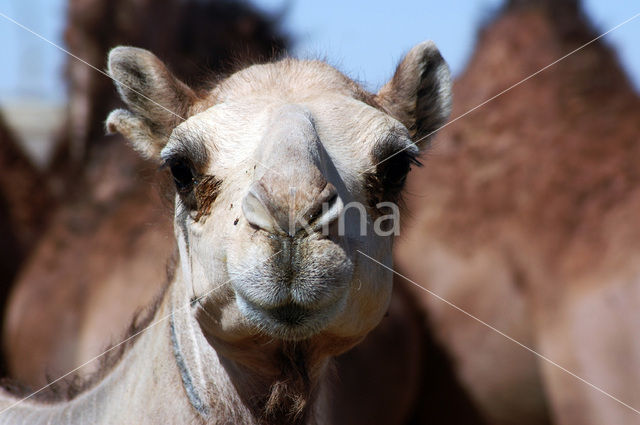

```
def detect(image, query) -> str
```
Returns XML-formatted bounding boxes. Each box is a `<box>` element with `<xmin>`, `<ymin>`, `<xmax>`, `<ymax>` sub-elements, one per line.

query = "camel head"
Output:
<box><xmin>106</xmin><ymin>43</ymin><xmax>451</xmax><ymax>353</ymax></box>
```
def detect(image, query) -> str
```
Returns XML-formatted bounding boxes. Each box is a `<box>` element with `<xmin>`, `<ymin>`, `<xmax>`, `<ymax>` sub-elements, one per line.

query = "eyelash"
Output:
<box><xmin>366</xmin><ymin>149</ymin><xmax>421</xmax><ymax>208</ymax></box>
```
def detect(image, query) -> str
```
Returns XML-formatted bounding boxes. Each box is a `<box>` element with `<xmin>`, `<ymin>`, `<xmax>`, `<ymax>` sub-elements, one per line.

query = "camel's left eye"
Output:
<box><xmin>169</xmin><ymin>159</ymin><xmax>196</xmax><ymax>193</ymax></box>
<box><xmin>366</xmin><ymin>148</ymin><xmax>421</xmax><ymax>209</ymax></box>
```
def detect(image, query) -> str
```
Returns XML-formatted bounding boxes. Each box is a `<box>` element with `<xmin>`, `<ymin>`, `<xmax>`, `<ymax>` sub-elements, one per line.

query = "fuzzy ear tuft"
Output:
<box><xmin>376</xmin><ymin>41</ymin><xmax>452</xmax><ymax>148</ymax></box>
<box><xmin>105</xmin><ymin>46</ymin><xmax>197</xmax><ymax>160</ymax></box>
<box><xmin>106</xmin><ymin>109</ymin><xmax>159</xmax><ymax>158</ymax></box>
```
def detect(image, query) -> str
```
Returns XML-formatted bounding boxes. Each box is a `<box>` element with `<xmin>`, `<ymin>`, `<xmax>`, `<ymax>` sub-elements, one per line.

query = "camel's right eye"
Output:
<box><xmin>169</xmin><ymin>159</ymin><xmax>196</xmax><ymax>193</ymax></box>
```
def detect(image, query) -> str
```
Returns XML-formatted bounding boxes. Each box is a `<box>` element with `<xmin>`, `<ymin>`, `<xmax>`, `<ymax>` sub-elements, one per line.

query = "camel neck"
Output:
<box><xmin>0</xmin><ymin>275</ymin><xmax>332</xmax><ymax>424</ymax></box>
<box><xmin>168</xmin><ymin>277</ymin><xmax>332</xmax><ymax>425</ymax></box>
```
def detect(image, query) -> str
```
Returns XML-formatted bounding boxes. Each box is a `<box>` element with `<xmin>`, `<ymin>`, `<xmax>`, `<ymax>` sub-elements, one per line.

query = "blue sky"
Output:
<box><xmin>0</xmin><ymin>0</ymin><xmax>639</xmax><ymax>103</ymax></box>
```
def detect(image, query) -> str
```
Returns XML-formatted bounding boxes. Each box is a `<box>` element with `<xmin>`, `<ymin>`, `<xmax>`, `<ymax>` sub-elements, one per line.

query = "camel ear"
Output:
<box><xmin>105</xmin><ymin>46</ymin><xmax>196</xmax><ymax>160</ymax></box>
<box><xmin>376</xmin><ymin>41</ymin><xmax>452</xmax><ymax>148</ymax></box>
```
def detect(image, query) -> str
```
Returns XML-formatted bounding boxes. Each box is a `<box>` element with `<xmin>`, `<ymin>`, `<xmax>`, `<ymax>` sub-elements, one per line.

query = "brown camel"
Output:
<box><xmin>395</xmin><ymin>1</ymin><xmax>640</xmax><ymax>424</ymax></box>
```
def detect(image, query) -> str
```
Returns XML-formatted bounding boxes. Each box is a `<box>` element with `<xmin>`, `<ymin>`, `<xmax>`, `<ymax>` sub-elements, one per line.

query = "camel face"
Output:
<box><xmin>106</xmin><ymin>44</ymin><xmax>451</xmax><ymax>345</ymax></box>
<box><xmin>190</xmin><ymin>104</ymin><xmax>356</xmax><ymax>341</ymax></box>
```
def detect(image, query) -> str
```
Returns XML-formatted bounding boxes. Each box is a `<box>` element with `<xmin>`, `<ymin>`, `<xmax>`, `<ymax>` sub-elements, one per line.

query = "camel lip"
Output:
<box><xmin>266</xmin><ymin>303</ymin><xmax>311</xmax><ymax>326</ymax></box>
<box><xmin>228</xmin><ymin>266</ymin><xmax>350</xmax><ymax>312</ymax></box>
<box><xmin>235</xmin><ymin>295</ymin><xmax>333</xmax><ymax>340</ymax></box>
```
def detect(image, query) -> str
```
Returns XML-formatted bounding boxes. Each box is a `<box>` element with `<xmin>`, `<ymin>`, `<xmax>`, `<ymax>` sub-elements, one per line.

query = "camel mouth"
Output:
<box><xmin>235</xmin><ymin>295</ymin><xmax>342</xmax><ymax>340</ymax></box>
<box><xmin>268</xmin><ymin>304</ymin><xmax>310</xmax><ymax>326</ymax></box>
<box><xmin>226</xmin><ymin>235</ymin><xmax>354</xmax><ymax>339</ymax></box>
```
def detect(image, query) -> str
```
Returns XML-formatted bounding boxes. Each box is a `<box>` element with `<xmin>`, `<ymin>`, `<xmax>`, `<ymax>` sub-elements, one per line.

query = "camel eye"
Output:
<box><xmin>367</xmin><ymin>149</ymin><xmax>421</xmax><ymax>208</ymax></box>
<box><xmin>377</xmin><ymin>151</ymin><xmax>418</xmax><ymax>195</ymax></box>
<box><xmin>168</xmin><ymin>158</ymin><xmax>196</xmax><ymax>193</ymax></box>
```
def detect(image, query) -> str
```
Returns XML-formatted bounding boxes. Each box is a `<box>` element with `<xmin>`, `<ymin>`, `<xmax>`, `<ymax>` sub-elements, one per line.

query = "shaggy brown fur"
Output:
<box><xmin>395</xmin><ymin>1</ymin><xmax>640</xmax><ymax>424</ymax></box>
<box><xmin>194</xmin><ymin>175</ymin><xmax>223</xmax><ymax>221</ymax></box>
<box><xmin>260</xmin><ymin>343</ymin><xmax>315</xmax><ymax>425</ymax></box>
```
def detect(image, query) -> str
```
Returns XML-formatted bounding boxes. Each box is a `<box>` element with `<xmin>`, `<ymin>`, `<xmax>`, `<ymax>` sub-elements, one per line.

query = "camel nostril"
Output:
<box><xmin>313</xmin><ymin>184</ymin><xmax>343</xmax><ymax>229</ymax></box>
<box><xmin>241</xmin><ymin>185</ymin><xmax>278</xmax><ymax>233</ymax></box>
<box><xmin>242</xmin><ymin>180</ymin><xmax>342</xmax><ymax>236</ymax></box>
<box><xmin>325</xmin><ymin>192</ymin><xmax>338</xmax><ymax>210</ymax></box>
<box><xmin>308</xmin><ymin>195</ymin><xmax>333</xmax><ymax>222</ymax></box>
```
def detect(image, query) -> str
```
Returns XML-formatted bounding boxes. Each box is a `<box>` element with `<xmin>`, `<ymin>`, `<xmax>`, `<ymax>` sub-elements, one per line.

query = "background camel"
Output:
<box><xmin>1</xmin><ymin>40</ymin><xmax>453</xmax><ymax>424</ymax></box>
<box><xmin>395</xmin><ymin>1</ymin><xmax>640</xmax><ymax>424</ymax></box>
<box><xmin>0</xmin><ymin>117</ymin><xmax>50</xmax><ymax>376</ymax></box>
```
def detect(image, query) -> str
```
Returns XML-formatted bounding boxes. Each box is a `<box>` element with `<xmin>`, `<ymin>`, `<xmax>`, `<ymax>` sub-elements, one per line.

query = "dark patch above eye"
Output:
<box><xmin>194</xmin><ymin>175</ymin><xmax>222</xmax><ymax>221</ymax></box>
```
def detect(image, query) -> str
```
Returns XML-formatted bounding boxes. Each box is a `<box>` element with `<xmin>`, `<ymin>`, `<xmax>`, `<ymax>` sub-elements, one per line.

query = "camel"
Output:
<box><xmin>395</xmin><ymin>1</ymin><xmax>640</xmax><ymax>424</ymax></box>
<box><xmin>0</xmin><ymin>41</ymin><xmax>452</xmax><ymax>424</ymax></box>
